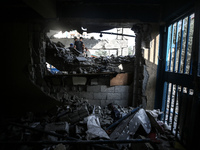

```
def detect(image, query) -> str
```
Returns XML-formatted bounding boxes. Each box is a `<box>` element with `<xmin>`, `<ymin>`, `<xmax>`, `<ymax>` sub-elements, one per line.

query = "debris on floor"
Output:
<box><xmin>86</xmin><ymin>114</ymin><xmax>110</xmax><ymax>140</ymax></box>
<box><xmin>0</xmin><ymin>94</ymin><xmax>180</xmax><ymax>150</ymax></box>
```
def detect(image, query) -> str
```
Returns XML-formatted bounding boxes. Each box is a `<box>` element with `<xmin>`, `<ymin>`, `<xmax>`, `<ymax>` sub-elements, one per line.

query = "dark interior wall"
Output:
<box><xmin>161</xmin><ymin>0</ymin><xmax>195</xmax><ymax>22</ymax></box>
<box><xmin>2</xmin><ymin>22</ymin><xmax>60</xmax><ymax>117</ymax></box>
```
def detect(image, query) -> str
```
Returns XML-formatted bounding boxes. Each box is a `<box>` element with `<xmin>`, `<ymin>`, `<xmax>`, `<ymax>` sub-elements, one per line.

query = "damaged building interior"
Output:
<box><xmin>1</xmin><ymin>0</ymin><xmax>200</xmax><ymax>150</ymax></box>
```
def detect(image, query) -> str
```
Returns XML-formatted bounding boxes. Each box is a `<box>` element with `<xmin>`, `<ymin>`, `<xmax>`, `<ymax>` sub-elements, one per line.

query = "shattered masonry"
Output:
<box><xmin>28</xmin><ymin>26</ymin><xmax>148</xmax><ymax>108</ymax></box>
<box><xmin>45</xmin><ymin>37</ymin><xmax>135</xmax><ymax>74</ymax></box>
<box><xmin>0</xmin><ymin>25</ymin><xmax>179</xmax><ymax>150</ymax></box>
<box><xmin>0</xmin><ymin>96</ymin><xmax>175</xmax><ymax>150</ymax></box>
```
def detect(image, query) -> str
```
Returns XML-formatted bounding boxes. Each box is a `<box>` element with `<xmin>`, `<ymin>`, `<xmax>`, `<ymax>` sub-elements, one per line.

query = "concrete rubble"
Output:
<box><xmin>45</xmin><ymin>38</ymin><xmax>135</xmax><ymax>74</ymax></box>
<box><xmin>0</xmin><ymin>94</ymin><xmax>179</xmax><ymax>150</ymax></box>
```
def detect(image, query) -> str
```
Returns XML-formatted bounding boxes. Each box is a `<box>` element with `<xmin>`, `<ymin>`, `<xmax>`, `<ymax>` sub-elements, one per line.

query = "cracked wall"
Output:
<box><xmin>29</xmin><ymin>24</ymin><xmax>156</xmax><ymax>109</ymax></box>
<box><xmin>28</xmin><ymin>25</ymin><xmax>135</xmax><ymax>108</ymax></box>
<box><xmin>143</xmin><ymin>24</ymin><xmax>160</xmax><ymax>109</ymax></box>
<box><xmin>3</xmin><ymin>22</ymin><xmax>156</xmax><ymax>117</ymax></box>
<box><xmin>131</xmin><ymin>23</ymin><xmax>159</xmax><ymax>109</ymax></box>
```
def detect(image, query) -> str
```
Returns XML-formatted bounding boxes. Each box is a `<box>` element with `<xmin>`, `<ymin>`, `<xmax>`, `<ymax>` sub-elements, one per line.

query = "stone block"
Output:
<box><xmin>93</xmin><ymin>92</ymin><xmax>107</xmax><ymax>100</ymax></box>
<box><xmin>79</xmin><ymin>92</ymin><xmax>94</xmax><ymax>100</ymax></box>
<box><xmin>114</xmin><ymin>86</ymin><xmax>130</xmax><ymax>93</ymax></box>
<box><xmin>107</xmin><ymin>93</ymin><xmax>121</xmax><ymax>100</ymax></box>
<box><xmin>101</xmin><ymin>85</ymin><xmax>114</xmax><ymax>93</ymax></box>
<box><xmin>87</xmin><ymin>85</ymin><xmax>101</xmax><ymax>92</ymax></box>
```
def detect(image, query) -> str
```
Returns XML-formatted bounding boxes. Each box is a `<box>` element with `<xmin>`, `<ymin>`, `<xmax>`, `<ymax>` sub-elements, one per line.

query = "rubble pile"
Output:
<box><xmin>0</xmin><ymin>95</ymin><xmax>178</xmax><ymax>150</ymax></box>
<box><xmin>45</xmin><ymin>39</ymin><xmax>135</xmax><ymax>74</ymax></box>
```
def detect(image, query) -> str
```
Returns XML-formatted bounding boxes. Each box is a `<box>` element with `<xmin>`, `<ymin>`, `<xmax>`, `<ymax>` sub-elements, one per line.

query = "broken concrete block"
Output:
<box><xmin>75</xmin><ymin>57</ymin><xmax>87</xmax><ymax>62</ymax></box>
<box><xmin>45</xmin><ymin>122</ymin><xmax>69</xmax><ymax>133</ymax></box>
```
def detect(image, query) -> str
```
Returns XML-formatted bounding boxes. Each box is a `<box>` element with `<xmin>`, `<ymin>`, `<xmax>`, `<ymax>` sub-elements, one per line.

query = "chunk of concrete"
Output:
<box><xmin>45</xmin><ymin>122</ymin><xmax>69</xmax><ymax>133</ymax></box>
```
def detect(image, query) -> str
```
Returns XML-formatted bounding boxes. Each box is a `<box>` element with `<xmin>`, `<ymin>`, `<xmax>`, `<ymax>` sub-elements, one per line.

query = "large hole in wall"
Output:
<box><xmin>44</xmin><ymin>27</ymin><xmax>136</xmax><ymax>87</ymax></box>
<box><xmin>30</xmin><ymin>26</ymin><xmax>137</xmax><ymax>107</ymax></box>
<box><xmin>45</xmin><ymin>28</ymin><xmax>135</xmax><ymax>75</ymax></box>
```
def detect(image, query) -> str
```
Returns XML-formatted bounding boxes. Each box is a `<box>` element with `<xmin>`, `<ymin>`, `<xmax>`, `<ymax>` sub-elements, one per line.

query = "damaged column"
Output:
<box><xmin>131</xmin><ymin>24</ymin><xmax>151</xmax><ymax>107</ymax></box>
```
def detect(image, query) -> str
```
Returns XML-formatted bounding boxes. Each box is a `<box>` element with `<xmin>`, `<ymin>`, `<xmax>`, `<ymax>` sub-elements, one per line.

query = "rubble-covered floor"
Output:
<box><xmin>0</xmin><ymin>94</ymin><xmax>183</xmax><ymax>150</ymax></box>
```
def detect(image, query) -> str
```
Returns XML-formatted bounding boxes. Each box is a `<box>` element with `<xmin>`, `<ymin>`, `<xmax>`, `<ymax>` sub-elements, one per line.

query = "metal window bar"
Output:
<box><xmin>173</xmin><ymin>21</ymin><xmax>180</xmax><ymax>72</ymax></box>
<box><xmin>183</xmin><ymin>16</ymin><xmax>191</xmax><ymax>74</ymax></box>
<box><xmin>170</xmin><ymin>24</ymin><xmax>176</xmax><ymax>72</ymax></box>
<box><xmin>169</xmin><ymin>25</ymin><xmax>175</xmax><ymax>72</ymax></box>
<box><xmin>163</xmin><ymin>82</ymin><xmax>169</xmax><ymax>121</ymax></box>
<box><xmin>163</xmin><ymin>13</ymin><xmax>195</xmax><ymax>139</ymax></box>
<box><xmin>165</xmin><ymin>25</ymin><xmax>172</xmax><ymax>71</ymax></box>
<box><xmin>171</xmin><ymin>84</ymin><xmax>178</xmax><ymax>132</ymax></box>
<box><xmin>189</xmin><ymin>13</ymin><xmax>195</xmax><ymax>75</ymax></box>
<box><xmin>189</xmin><ymin>37</ymin><xmax>194</xmax><ymax>75</ymax></box>
<box><xmin>167</xmin><ymin>83</ymin><xmax>174</xmax><ymax>125</ymax></box>
<box><xmin>178</xmin><ymin>19</ymin><xmax>185</xmax><ymax>73</ymax></box>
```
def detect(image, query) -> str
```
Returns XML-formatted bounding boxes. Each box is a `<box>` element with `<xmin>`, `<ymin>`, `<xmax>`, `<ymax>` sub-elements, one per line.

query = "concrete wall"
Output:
<box><xmin>2</xmin><ymin>22</ymin><xmax>151</xmax><ymax>118</ymax></box>
<box><xmin>145</xmin><ymin>60</ymin><xmax>158</xmax><ymax>109</ymax></box>
<box><xmin>67</xmin><ymin>85</ymin><xmax>132</xmax><ymax>107</ymax></box>
<box><xmin>143</xmin><ymin>24</ymin><xmax>160</xmax><ymax>109</ymax></box>
<box><xmin>29</xmin><ymin>29</ymin><xmax>134</xmax><ymax>108</ymax></box>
